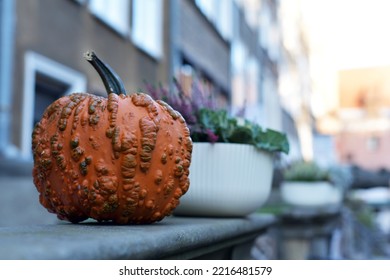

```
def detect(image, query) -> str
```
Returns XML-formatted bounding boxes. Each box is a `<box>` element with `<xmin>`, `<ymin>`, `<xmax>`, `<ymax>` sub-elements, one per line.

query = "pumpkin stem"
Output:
<box><xmin>84</xmin><ymin>50</ymin><xmax>127</xmax><ymax>95</ymax></box>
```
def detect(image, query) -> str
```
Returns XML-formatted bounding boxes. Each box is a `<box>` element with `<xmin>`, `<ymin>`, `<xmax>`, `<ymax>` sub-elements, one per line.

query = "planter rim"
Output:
<box><xmin>193</xmin><ymin>142</ymin><xmax>253</xmax><ymax>146</ymax></box>
<box><xmin>192</xmin><ymin>142</ymin><xmax>273</xmax><ymax>155</ymax></box>
<box><xmin>283</xmin><ymin>180</ymin><xmax>332</xmax><ymax>184</ymax></box>
<box><xmin>280</xmin><ymin>180</ymin><xmax>342</xmax><ymax>208</ymax></box>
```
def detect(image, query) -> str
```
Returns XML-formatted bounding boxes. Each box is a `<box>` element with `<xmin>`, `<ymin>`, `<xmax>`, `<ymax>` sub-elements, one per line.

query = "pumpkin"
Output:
<box><xmin>32</xmin><ymin>51</ymin><xmax>192</xmax><ymax>224</ymax></box>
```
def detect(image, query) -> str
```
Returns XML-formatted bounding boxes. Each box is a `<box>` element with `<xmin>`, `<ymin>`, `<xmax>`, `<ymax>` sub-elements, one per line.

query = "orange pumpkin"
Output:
<box><xmin>32</xmin><ymin>51</ymin><xmax>192</xmax><ymax>224</ymax></box>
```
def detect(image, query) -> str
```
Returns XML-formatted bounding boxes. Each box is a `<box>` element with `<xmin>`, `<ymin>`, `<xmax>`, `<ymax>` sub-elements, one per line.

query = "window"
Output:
<box><xmin>231</xmin><ymin>40</ymin><xmax>248</xmax><ymax>108</ymax></box>
<box><xmin>231</xmin><ymin>40</ymin><xmax>262</xmax><ymax>121</ymax></box>
<box><xmin>196</xmin><ymin>0</ymin><xmax>233</xmax><ymax>41</ymax></box>
<box><xmin>21</xmin><ymin>52</ymin><xmax>86</xmax><ymax>159</ymax></box>
<box><xmin>367</xmin><ymin>136</ymin><xmax>380</xmax><ymax>151</ymax></box>
<box><xmin>215</xmin><ymin>0</ymin><xmax>233</xmax><ymax>40</ymax></box>
<box><xmin>131</xmin><ymin>0</ymin><xmax>163</xmax><ymax>59</ymax></box>
<box><xmin>246</xmin><ymin>57</ymin><xmax>260</xmax><ymax>105</ymax></box>
<box><xmin>0</xmin><ymin>0</ymin><xmax>15</xmax><ymax>157</ymax></box>
<box><xmin>196</xmin><ymin>0</ymin><xmax>217</xmax><ymax>21</ymax></box>
<box><xmin>89</xmin><ymin>0</ymin><xmax>130</xmax><ymax>36</ymax></box>
<box><xmin>259</xmin><ymin>5</ymin><xmax>271</xmax><ymax>49</ymax></box>
<box><xmin>231</xmin><ymin>40</ymin><xmax>247</xmax><ymax>74</ymax></box>
<box><xmin>33</xmin><ymin>74</ymin><xmax>70</xmax><ymax>126</ymax></box>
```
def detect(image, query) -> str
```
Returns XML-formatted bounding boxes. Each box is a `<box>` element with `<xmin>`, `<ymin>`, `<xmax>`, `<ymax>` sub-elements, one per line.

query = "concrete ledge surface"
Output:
<box><xmin>0</xmin><ymin>213</ymin><xmax>276</xmax><ymax>260</ymax></box>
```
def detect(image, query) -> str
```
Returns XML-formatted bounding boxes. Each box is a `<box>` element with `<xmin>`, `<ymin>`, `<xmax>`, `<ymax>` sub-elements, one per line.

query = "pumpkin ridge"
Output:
<box><xmin>70</xmin><ymin>94</ymin><xmax>87</xmax><ymax>135</ymax></box>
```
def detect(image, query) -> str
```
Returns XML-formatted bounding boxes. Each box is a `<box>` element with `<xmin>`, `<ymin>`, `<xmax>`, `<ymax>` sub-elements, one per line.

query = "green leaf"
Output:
<box><xmin>255</xmin><ymin>129</ymin><xmax>290</xmax><ymax>154</ymax></box>
<box><xmin>227</xmin><ymin>126</ymin><xmax>254</xmax><ymax>144</ymax></box>
<box><xmin>283</xmin><ymin>161</ymin><xmax>329</xmax><ymax>181</ymax></box>
<box><xmin>193</xmin><ymin>108</ymin><xmax>290</xmax><ymax>154</ymax></box>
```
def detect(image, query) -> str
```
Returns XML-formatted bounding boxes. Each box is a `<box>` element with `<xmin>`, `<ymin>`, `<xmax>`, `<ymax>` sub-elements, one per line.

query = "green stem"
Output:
<box><xmin>84</xmin><ymin>50</ymin><xmax>127</xmax><ymax>95</ymax></box>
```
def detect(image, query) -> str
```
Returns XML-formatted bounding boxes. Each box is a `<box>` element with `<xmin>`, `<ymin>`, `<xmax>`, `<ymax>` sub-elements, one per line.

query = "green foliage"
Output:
<box><xmin>283</xmin><ymin>161</ymin><xmax>330</xmax><ymax>182</ymax></box>
<box><xmin>143</xmin><ymin>80</ymin><xmax>290</xmax><ymax>154</ymax></box>
<box><xmin>192</xmin><ymin>108</ymin><xmax>290</xmax><ymax>154</ymax></box>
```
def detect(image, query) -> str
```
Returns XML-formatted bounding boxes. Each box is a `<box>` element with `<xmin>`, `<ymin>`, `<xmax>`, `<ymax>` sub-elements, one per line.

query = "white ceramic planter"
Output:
<box><xmin>280</xmin><ymin>181</ymin><xmax>342</xmax><ymax>207</ymax></box>
<box><xmin>174</xmin><ymin>143</ymin><xmax>274</xmax><ymax>217</ymax></box>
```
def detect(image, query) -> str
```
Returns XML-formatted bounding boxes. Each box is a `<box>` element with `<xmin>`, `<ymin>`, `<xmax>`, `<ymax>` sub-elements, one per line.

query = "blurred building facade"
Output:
<box><xmin>231</xmin><ymin>0</ymin><xmax>282</xmax><ymax>132</ymax></box>
<box><xmin>1</xmin><ymin>0</ymin><xmax>173</xmax><ymax>164</ymax></box>
<box><xmin>336</xmin><ymin>66</ymin><xmax>390</xmax><ymax>170</ymax></box>
<box><xmin>0</xmin><ymin>0</ymin><xmax>306</xmax><ymax>174</ymax></box>
<box><xmin>278</xmin><ymin>0</ymin><xmax>312</xmax><ymax>162</ymax></box>
<box><xmin>172</xmin><ymin>0</ymin><xmax>231</xmax><ymax>107</ymax></box>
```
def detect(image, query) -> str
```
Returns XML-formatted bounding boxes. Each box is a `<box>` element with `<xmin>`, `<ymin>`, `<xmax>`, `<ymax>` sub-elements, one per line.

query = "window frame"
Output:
<box><xmin>89</xmin><ymin>0</ymin><xmax>131</xmax><ymax>37</ymax></box>
<box><xmin>21</xmin><ymin>52</ymin><xmax>87</xmax><ymax>159</ymax></box>
<box><xmin>0</xmin><ymin>0</ymin><xmax>15</xmax><ymax>157</ymax></box>
<box><xmin>131</xmin><ymin>0</ymin><xmax>163</xmax><ymax>59</ymax></box>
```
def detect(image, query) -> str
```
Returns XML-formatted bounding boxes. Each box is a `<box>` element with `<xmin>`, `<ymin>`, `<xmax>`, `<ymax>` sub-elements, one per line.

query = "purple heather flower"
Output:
<box><xmin>206</xmin><ymin>129</ymin><xmax>219</xmax><ymax>143</ymax></box>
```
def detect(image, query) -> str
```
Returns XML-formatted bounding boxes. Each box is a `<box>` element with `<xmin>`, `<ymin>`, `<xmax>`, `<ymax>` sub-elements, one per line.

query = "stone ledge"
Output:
<box><xmin>0</xmin><ymin>213</ymin><xmax>276</xmax><ymax>260</ymax></box>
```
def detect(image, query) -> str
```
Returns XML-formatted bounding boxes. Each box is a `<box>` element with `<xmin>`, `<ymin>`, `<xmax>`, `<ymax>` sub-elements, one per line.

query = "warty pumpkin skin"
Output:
<box><xmin>32</xmin><ymin>51</ymin><xmax>192</xmax><ymax>224</ymax></box>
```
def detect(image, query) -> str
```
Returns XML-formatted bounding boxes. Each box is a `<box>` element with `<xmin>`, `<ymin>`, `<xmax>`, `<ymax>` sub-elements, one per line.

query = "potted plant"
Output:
<box><xmin>281</xmin><ymin>161</ymin><xmax>342</xmax><ymax>207</ymax></box>
<box><xmin>144</xmin><ymin>80</ymin><xmax>289</xmax><ymax>216</ymax></box>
